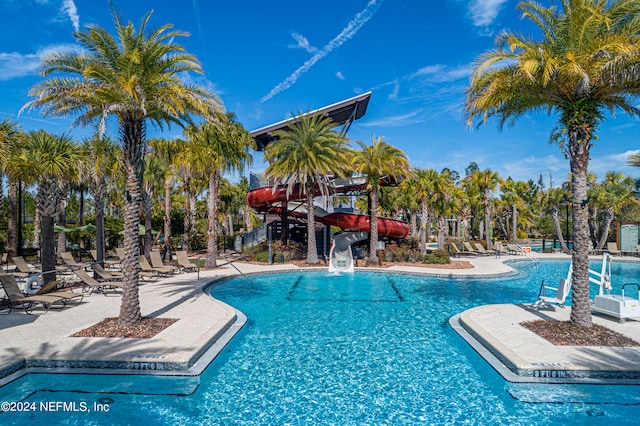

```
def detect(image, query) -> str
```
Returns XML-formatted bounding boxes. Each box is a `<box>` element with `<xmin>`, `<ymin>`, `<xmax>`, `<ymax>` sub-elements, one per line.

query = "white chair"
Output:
<box><xmin>533</xmin><ymin>278</ymin><xmax>571</xmax><ymax>308</ymax></box>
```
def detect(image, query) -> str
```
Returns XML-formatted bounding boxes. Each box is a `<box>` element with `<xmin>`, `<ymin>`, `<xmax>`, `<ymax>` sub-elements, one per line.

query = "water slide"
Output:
<box><xmin>328</xmin><ymin>232</ymin><xmax>368</xmax><ymax>273</ymax></box>
<box><xmin>246</xmin><ymin>179</ymin><xmax>410</xmax><ymax>239</ymax></box>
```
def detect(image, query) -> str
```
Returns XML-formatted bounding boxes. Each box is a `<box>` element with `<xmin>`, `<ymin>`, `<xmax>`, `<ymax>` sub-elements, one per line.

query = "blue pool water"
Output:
<box><xmin>1</xmin><ymin>260</ymin><xmax>640</xmax><ymax>425</ymax></box>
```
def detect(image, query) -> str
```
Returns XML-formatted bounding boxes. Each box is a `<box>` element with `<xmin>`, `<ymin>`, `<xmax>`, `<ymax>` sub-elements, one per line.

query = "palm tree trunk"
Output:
<box><xmin>205</xmin><ymin>172</ymin><xmax>219</xmax><ymax>268</ymax></box>
<box><xmin>511</xmin><ymin>204</ymin><xmax>517</xmax><ymax>243</ymax></box>
<box><xmin>436</xmin><ymin>216</ymin><xmax>447</xmax><ymax>249</ymax></box>
<box><xmin>7</xmin><ymin>178</ymin><xmax>18</xmax><ymax>260</ymax></box>
<box><xmin>419</xmin><ymin>200</ymin><xmax>428</xmax><ymax>253</ymax></box>
<box><xmin>119</xmin><ymin>119</ymin><xmax>144</xmax><ymax>326</ymax></box>
<box><xmin>551</xmin><ymin>204</ymin><xmax>569</xmax><ymax>252</ymax></box>
<box><xmin>94</xmin><ymin>180</ymin><xmax>106</xmax><ymax>265</ymax></box>
<box><xmin>305</xmin><ymin>185</ymin><xmax>319</xmax><ymax>264</ymax></box>
<box><xmin>568</xmin><ymin>132</ymin><xmax>592</xmax><ymax>328</ymax></box>
<box><xmin>183</xmin><ymin>177</ymin><xmax>191</xmax><ymax>250</ymax></box>
<box><xmin>32</xmin><ymin>210</ymin><xmax>40</xmax><ymax>248</ymax></box>
<box><xmin>36</xmin><ymin>179</ymin><xmax>59</xmax><ymax>284</ymax></box>
<box><xmin>595</xmin><ymin>206</ymin><xmax>614</xmax><ymax>251</ymax></box>
<box><xmin>143</xmin><ymin>185</ymin><xmax>153</xmax><ymax>261</ymax></box>
<box><xmin>79</xmin><ymin>188</ymin><xmax>85</xmax><ymax>227</ymax></box>
<box><xmin>244</xmin><ymin>202</ymin><xmax>253</xmax><ymax>232</ymax></box>
<box><xmin>368</xmin><ymin>188</ymin><xmax>380</xmax><ymax>264</ymax></box>
<box><xmin>57</xmin><ymin>185</ymin><xmax>68</xmax><ymax>256</ymax></box>
<box><xmin>163</xmin><ymin>178</ymin><xmax>172</xmax><ymax>260</ymax></box>
<box><xmin>409</xmin><ymin>210</ymin><xmax>418</xmax><ymax>239</ymax></box>
<box><xmin>484</xmin><ymin>190</ymin><xmax>492</xmax><ymax>249</ymax></box>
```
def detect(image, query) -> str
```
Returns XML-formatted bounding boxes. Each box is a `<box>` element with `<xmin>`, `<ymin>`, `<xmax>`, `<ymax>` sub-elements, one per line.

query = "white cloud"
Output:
<box><xmin>289</xmin><ymin>33</ymin><xmax>318</xmax><ymax>53</ymax></box>
<box><xmin>360</xmin><ymin>109</ymin><xmax>425</xmax><ymax>127</ymax></box>
<box><xmin>0</xmin><ymin>44</ymin><xmax>80</xmax><ymax>81</ymax></box>
<box><xmin>61</xmin><ymin>0</ymin><xmax>80</xmax><ymax>32</ymax></box>
<box><xmin>261</xmin><ymin>0</ymin><xmax>383</xmax><ymax>102</ymax></box>
<box><xmin>468</xmin><ymin>0</ymin><xmax>508</xmax><ymax>28</ymax></box>
<box><xmin>411</xmin><ymin>64</ymin><xmax>471</xmax><ymax>83</ymax></box>
<box><xmin>335</xmin><ymin>71</ymin><xmax>346</xmax><ymax>80</ymax></box>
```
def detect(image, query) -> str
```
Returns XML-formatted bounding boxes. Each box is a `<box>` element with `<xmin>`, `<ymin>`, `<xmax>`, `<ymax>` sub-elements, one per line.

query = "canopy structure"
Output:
<box><xmin>250</xmin><ymin>91</ymin><xmax>371</xmax><ymax>151</ymax></box>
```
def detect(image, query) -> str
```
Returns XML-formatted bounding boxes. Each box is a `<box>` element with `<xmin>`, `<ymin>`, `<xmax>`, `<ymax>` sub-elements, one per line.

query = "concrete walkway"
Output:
<box><xmin>1</xmin><ymin>251</ymin><xmax>639</xmax><ymax>386</ymax></box>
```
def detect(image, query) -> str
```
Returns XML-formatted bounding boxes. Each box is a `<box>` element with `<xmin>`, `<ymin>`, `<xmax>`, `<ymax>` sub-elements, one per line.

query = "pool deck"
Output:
<box><xmin>1</xmin><ymin>252</ymin><xmax>639</xmax><ymax>386</ymax></box>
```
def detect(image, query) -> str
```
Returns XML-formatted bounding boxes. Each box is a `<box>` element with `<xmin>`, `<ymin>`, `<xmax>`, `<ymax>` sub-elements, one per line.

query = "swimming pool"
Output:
<box><xmin>1</xmin><ymin>260</ymin><xmax>640</xmax><ymax>424</ymax></box>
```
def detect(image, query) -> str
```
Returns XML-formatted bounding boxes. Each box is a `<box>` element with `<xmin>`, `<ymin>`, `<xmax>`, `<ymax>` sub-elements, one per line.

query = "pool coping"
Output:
<box><xmin>0</xmin><ymin>307</ymin><xmax>247</xmax><ymax>388</ymax></box>
<box><xmin>2</xmin><ymin>255</ymin><xmax>639</xmax><ymax>389</ymax></box>
<box><xmin>451</xmin><ymin>306</ymin><xmax>640</xmax><ymax>384</ymax></box>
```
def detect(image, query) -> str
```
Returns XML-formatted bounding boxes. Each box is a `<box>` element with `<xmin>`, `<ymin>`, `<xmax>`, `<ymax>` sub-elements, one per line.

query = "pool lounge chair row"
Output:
<box><xmin>449</xmin><ymin>241</ymin><xmax>502</xmax><ymax>257</ymax></box>
<box><xmin>115</xmin><ymin>248</ymin><xmax>198</xmax><ymax>276</ymax></box>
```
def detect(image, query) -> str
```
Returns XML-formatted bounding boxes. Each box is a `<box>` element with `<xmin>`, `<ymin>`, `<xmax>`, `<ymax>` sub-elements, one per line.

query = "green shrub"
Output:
<box><xmin>422</xmin><ymin>249</ymin><xmax>450</xmax><ymax>264</ymax></box>
<box><xmin>254</xmin><ymin>251</ymin><xmax>290</xmax><ymax>263</ymax></box>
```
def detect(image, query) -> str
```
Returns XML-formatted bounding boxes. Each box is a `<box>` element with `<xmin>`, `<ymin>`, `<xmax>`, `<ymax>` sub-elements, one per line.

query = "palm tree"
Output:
<box><xmin>81</xmin><ymin>136</ymin><xmax>120</xmax><ymax>266</ymax></box>
<box><xmin>149</xmin><ymin>138</ymin><xmax>179</xmax><ymax>260</ymax></box>
<box><xmin>174</xmin><ymin>137</ymin><xmax>198</xmax><ymax>251</ymax></box>
<box><xmin>351</xmin><ymin>136</ymin><xmax>412</xmax><ymax>264</ymax></box>
<box><xmin>428</xmin><ymin>170</ymin><xmax>459</xmax><ymax>250</ymax></box>
<box><xmin>265</xmin><ymin>112</ymin><xmax>352</xmax><ymax>265</ymax></box>
<box><xmin>19</xmin><ymin>131</ymin><xmax>81</xmax><ymax>283</ymax></box>
<box><xmin>405</xmin><ymin>168</ymin><xmax>438</xmax><ymax>253</ymax></box>
<box><xmin>466</xmin><ymin>0</ymin><xmax>640</xmax><ymax>327</ymax></box>
<box><xmin>469</xmin><ymin>169</ymin><xmax>501</xmax><ymax>249</ymax></box>
<box><xmin>590</xmin><ymin>173</ymin><xmax>634</xmax><ymax>250</ymax></box>
<box><xmin>186</xmin><ymin>113</ymin><xmax>254</xmax><ymax>268</ymax></box>
<box><xmin>24</xmin><ymin>10</ymin><xmax>223</xmax><ymax>325</ymax></box>
<box><xmin>0</xmin><ymin>118</ymin><xmax>21</xmax><ymax>260</ymax></box>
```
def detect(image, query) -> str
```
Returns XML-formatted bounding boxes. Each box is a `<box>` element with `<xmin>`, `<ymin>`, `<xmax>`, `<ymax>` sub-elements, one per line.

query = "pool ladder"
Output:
<box><xmin>218</xmin><ymin>254</ymin><xmax>254</xmax><ymax>285</ymax></box>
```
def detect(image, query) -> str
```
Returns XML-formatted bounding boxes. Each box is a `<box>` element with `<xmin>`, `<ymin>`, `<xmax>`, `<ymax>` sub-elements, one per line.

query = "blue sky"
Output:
<box><xmin>1</xmin><ymin>0</ymin><xmax>639</xmax><ymax>186</ymax></box>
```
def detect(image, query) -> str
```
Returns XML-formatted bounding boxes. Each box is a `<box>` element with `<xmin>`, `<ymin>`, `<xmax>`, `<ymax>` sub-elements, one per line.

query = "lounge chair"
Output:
<box><xmin>463</xmin><ymin>242</ymin><xmax>481</xmax><ymax>255</ymax></box>
<box><xmin>504</xmin><ymin>244</ymin><xmax>524</xmax><ymax>255</ymax></box>
<box><xmin>34</xmin><ymin>279</ymin><xmax>84</xmax><ymax>303</ymax></box>
<box><xmin>176</xmin><ymin>250</ymin><xmax>198</xmax><ymax>272</ymax></box>
<box><xmin>91</xmin><ymin>263</ymin><xmax>123</xmax><ymax>280</ymax></box>
<box><xmin>60</xmin><ymin>251</ymin><xmax>91</xmax><ymax>270</ymax></box>
<box><xmin>139</xmin><ymin>255</ymin><xmax>173</xmax><ymax>276</ymax></box>
<box><xmin>150</xmin><ymin>251</ymin><xmax>179</xmax><ymax>274</ymax></box>
<box><xmin>90</xmin><ymin>249</ymin><xmax>120</xmax><ymax>269</ymax></box>
<box><xmin>474</xmin><ymin>243</ymin><xmax>495</xmax><ymax>256</ymax></box>
<box><xmin>73</xmin><ymin>270</ymin><xmax>123</xmax><ymax>295</ymax></box>
<box><xmin>449</xmin><ymin>242</ymin><xmax>474</xmax><ymax>257</ymax></box>
<box><xmin>0</xmin><ymin>273</ymin><xmax>67</xmax><ymax>314</ymax></box>
<box><xmin>12</xmin><ymin>256</ymin><xmax>42</xmax><ymax>278</ymax></box>
<box><xmin>607</xmin><ymin>242</ymin><xmax>621</xmax><ymax>256</ymax></box>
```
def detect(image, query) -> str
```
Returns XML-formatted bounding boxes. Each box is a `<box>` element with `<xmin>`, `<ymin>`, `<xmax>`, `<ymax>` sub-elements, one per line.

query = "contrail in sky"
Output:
<box><xmin>62</xmin><ymin>0</ymin><xmax>80</xmax><ymax>32</ymax></box>
<box><xmin>261</xmin><ymin>0</ymin><xmax>383</xmax><ymax>103</ymax></box>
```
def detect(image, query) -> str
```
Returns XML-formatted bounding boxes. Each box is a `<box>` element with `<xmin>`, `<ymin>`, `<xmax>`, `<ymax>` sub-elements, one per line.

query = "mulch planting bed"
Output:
<box><xmin>521</xmin><ymin>319</ymin><xmax>640</xmax><ymax>347</ymax></box>
<box><xmin>71</xmin><ymin>317</ymin><xmax>178</xmax><ymax>338</ymax></box>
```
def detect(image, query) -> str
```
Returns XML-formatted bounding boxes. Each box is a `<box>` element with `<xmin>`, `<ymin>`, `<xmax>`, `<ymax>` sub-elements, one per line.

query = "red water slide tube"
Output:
<box><xmin>246</xmin><ymin>183</ymin><xmax>410</xmax><ymax>239</ymax></box>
